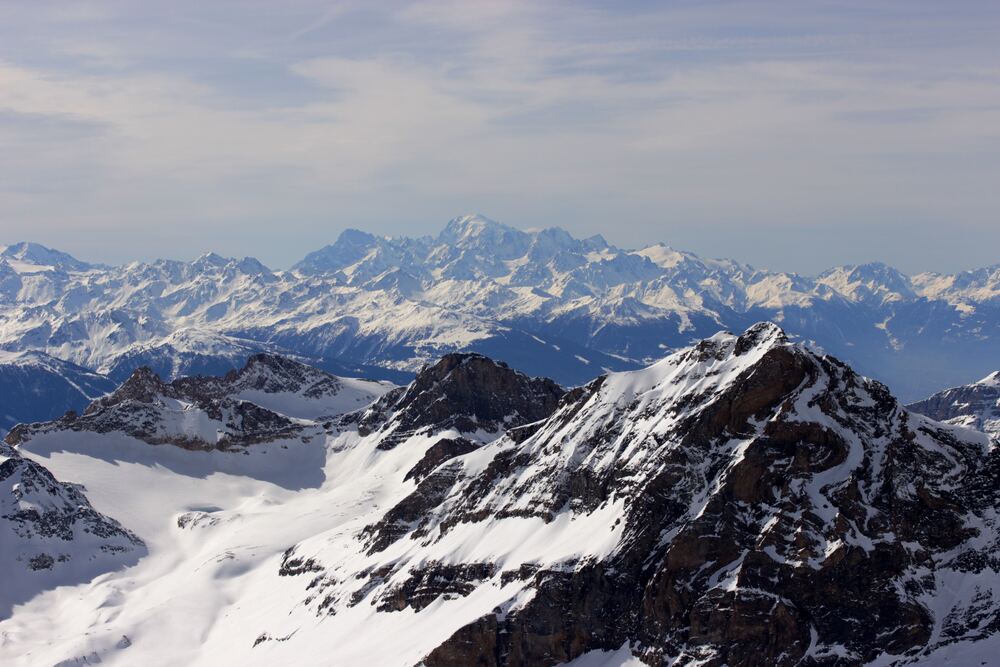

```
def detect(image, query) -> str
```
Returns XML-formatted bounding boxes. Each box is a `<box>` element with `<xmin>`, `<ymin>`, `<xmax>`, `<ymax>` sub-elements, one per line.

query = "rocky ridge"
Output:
<box><xmin>908</xmin><ymin>371</ymin><xmax>1000</xmax><ymax>442</ymax></box>
<box><xmin>7</xmin><ymin>353</ymin><xmax>392</xmax><ymax>451</ymax></box>
<box><xmin>355</xmin><ymin>353</ymin><xmax>564</xmax><ymax>443</ymax></box>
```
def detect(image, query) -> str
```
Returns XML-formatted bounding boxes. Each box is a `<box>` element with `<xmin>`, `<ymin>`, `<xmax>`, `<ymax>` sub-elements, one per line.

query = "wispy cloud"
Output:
<box><xmin>0</xmin><ymin>1</ymin><xmax>998</xmax><ymax>272</ymax></box>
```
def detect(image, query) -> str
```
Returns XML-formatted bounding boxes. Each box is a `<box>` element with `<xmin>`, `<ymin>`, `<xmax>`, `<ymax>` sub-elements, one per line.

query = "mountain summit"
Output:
<box><xmin>356</xmin><ymin>352</ymin><xmax>564</xmax><ymax>439</ymax></box>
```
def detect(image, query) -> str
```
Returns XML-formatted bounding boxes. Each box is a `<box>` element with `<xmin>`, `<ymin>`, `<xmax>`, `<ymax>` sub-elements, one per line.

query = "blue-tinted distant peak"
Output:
<box><xmin>1</xmin><ymin>241</ymin><xmax>94</xmax><ymax>272</ymax></box>
<box><xmin>438</xmin><ymin>214</ymin><xmax>523</xmax><ymax>243</ymax></box>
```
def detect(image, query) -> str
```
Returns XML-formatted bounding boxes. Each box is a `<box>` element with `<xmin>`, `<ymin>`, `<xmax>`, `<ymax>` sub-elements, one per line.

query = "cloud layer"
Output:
<box><xmin>1</xmin><ymin>1</ymin><xmax>998</xmax><ymax>272</ymax></box>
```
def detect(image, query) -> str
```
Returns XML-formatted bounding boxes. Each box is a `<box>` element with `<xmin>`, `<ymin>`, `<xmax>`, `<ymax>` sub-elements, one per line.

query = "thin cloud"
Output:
<box><xmin>0</xmin><ymin>1</ymin><xmax>997</xmax><ymax>272</ymax></box>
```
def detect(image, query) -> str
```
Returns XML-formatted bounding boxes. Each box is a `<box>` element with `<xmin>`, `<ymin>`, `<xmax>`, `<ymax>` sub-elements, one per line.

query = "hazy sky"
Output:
<box><xmin>1</xmin><ymin>1</ymin><xmax>998</xmax><ymax>274</ymax></box>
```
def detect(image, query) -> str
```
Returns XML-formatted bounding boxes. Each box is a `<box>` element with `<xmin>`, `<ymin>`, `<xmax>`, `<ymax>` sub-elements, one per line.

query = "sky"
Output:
<box><xmin>1</xmin><ymin>1</ymin><xmax>999</xmax><ymax>275</ymax></box>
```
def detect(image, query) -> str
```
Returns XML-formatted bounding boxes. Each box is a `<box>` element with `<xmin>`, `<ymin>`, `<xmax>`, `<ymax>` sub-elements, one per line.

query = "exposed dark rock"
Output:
<box><xmin>357</xmin><ymin>353</ymin><xmax>564</xmax><ymax>443</ymax></box>
<box><xmin>1</xmin><ymin>442</ymin><xmax>144</xmax><ymax>614</ymax></box>
<box><xmin>377</xmin><ymin>562</ymin><xmax>496</xmax><ymax>612</ymax></box>
<box><xmin>363</xmin><ymin>461</ymin><xmax>466</xmax><ymax>554</ymax></box>
<box><xmin>404</xmin><ymin>437</ymin><xmax>478</xmax><ymax>483</ymax></box>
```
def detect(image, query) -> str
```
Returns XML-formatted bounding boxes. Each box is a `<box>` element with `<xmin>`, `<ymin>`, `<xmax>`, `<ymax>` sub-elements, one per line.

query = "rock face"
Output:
<box><xmin>0</xmin><ymin>442</ymin><xmax>144</xmax><ymax>618</ymax></box>
<box><xmin>908</xmin><ymin>371</ymin><xmax>1000</xmax><ymax>441</ymax></box>
<box><xmin>292</xmin><ymin>323</ymin><xmax>1000</xmax><ymax>666</ymax></box>
<box><xmin>356</xmin><ymin>353</ymin><xmax>564</xmax><ymax>443</ymax></box>
<box><xmin>6</xmin><ymin>353</ymin><xmax>393</xmax><ymax>451</ymax></box>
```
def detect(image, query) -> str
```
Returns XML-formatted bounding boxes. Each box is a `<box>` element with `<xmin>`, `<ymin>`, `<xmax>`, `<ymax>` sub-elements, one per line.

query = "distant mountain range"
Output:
<box><xmin>0</xmin><ymin>350</ymin><xmax>116</xmax><ymax>434</ymax></box>
<box><xmin>1</xmin><ymin>214</ymin><xmax>998</xmax><ymax>433</ymax></box>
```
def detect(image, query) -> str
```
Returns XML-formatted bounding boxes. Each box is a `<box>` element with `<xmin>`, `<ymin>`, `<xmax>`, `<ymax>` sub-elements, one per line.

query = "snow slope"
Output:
<box><xmin>0</xmin><ymin>442</ymin><xmax>144</xmax><ymax>621</ymax></box>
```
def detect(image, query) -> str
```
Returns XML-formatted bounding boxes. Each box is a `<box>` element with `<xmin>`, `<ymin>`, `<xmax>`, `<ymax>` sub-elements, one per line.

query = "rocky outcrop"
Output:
<box><xmin>0</xmin><ymin>443</ymin><xmax>144</xmax><ymax>618</ymax></box>
<box><xmin>213</xmin><ymin>353</ymin><xmax>347</xmax><ymax>398</ymax></box>
<box><xmin>363</xmin><ymin>460</ymin><xmax>467</xmax><ymax>554</ymax></box>
<box><xmin>404</xmin><ymin>437</ymin><xmax>478</xmax><ymax>483</ymax></box>
<box><xmin>376</xmin><ymin>562</ymin><xmax>496</xmax><ymax>613</ymax></box>
<box><xmin>357</xmin><ymin>353</ymin><xmax>564</xmax><ymax>443</ymax></box>
<box><xmin>355</xmin><ymin>356</ymin><xmax>565</xmax><ymax>554</ymax></box>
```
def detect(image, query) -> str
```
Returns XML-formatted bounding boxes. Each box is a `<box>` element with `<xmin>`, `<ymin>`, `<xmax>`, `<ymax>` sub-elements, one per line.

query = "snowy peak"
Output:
<box><xmin>975</xmin><ymin>370</ymin><xmax>1000</xmax><ymax>387</ymax></box>
<box><xmin>192</xmin><ymin>251</ymin><xmax>228</xmax><ymax>268</ymax></box>
<box><xmin>291</xmin><ymin>228</ymin><xmax>381</xmax><ymax>276</ymax></box>
<box><xmin>232</xmin><ymin>256</ymin><xmax>273</xmax><ymax>276</ymax></box>
<box><xmin>732</xmin><ymin>319</ymin><xmax>788</xmax><ymax>354</ymax></box>
<box><xmin>633</xmin><ymin>241</ymin><xmax>690</xmax><ymax>269</ymax></box>
<box><xmin>432</xmin><ymin>215</ymin><xmax>533</xmax><ymax>279</ymax></box>
<box><xmin>817</xmin><ymin>260</ymin><xmax>916</xmax><ymax>304</ymax></box>
<box><xmin>437</xmin><ymin>213</ymin><xmax>525</xmax><ymax>247</ymax></box>
<box><xmin>188</xmin><ymin>252</ymin><xmax>273</xmax><ymax>279</ymax></box>
<box><xmin>576</xmin><ymin>321</ymin><xmax>792</xmax><ymax>420</ymax></box>
<box><xmin>0</xmin><ymin>241</ymin><xmax>94</xmax><ymax>273</ymax></box>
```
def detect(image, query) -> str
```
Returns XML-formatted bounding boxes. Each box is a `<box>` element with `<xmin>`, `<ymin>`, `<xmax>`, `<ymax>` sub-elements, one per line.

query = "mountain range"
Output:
<box><xmin>1</xmin><ymin>214</ymin><xmax>999</xmax><ymax>438</ymax></box>
<box><xmin>4</xmin><ymin>325</ymin><xmax>1000</xmax><ymax>666</ymax></box>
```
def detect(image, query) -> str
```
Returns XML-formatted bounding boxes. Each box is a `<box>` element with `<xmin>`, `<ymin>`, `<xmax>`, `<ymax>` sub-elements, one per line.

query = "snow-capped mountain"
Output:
<box><xmin>1</xmin><ymin>213</ymin><xmax>998</xmax><ymax>412</ymax></box>
<box><xmin>4</xmin><ymin>327</ymin><xmax>1000</xmax><ymax>665</ymax></box>
<box><xmin>0</xmin><ymin>350</ymin><xmax>117</xmax><ymax>435</ymax></box>
<box><xmin>8</xmin><ymin>353</ymin><xmax>395</xmax><ymax>451</ymax></box>
<box><xmin>908</xmin><ymin>371</ymin><xmax>1000</xmax><ymax>441</ymax></box>
<box><xmin>0</xmin><ymin>241</ymin><xmax>98</xmax><ymax>273</ymax></box>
